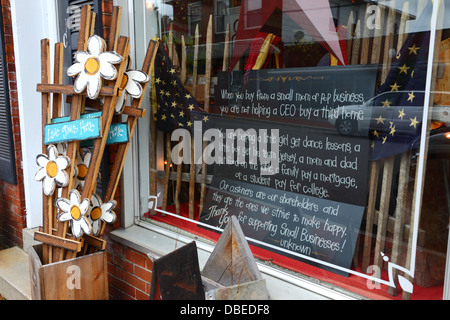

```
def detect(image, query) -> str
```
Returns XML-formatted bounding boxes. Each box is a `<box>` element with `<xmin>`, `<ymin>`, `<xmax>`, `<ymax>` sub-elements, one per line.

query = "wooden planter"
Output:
<box><xmin>28</xmin><ymin>244</ymin><xmax>108</xmax><ymax>300</ymax></box>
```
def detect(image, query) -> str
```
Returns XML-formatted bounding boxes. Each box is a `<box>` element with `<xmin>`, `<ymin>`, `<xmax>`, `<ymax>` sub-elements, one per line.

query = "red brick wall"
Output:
<box><xmin>0</xmin><ymin>0</ymin><xmax>26</xmax><ymax>248</ymax></box>
<box><xmin>107</xmin><ymin>241</ymin><xmax>153</xmax><ymax>300</ymax></box>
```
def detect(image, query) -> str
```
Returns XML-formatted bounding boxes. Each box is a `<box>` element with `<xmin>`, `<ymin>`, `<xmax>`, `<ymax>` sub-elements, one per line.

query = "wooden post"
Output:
<box><xmin>40</xmin><ymin>39</ymin><xmax>52</xmax><ymax>265</ymax></box>
<box><xmin>53</xmin><ymin>5</ymin><xmax>92</xmax><ymax>262</ymax></box>
<box><xmin>199</xmin><ymin>15</ymin><xmax>213</xmax><ymax>215</ymax></box>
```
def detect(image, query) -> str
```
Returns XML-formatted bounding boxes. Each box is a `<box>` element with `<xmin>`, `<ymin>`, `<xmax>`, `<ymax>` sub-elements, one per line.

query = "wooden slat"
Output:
<box><xmin>53</xmin><ymin>5</ymin><xmax>92</xmax><ymax>262</ymax></box>
<box><xmin>40</xmin><ymin>38</ymin><xmax>52</xmax><ymax>265</ymax></box>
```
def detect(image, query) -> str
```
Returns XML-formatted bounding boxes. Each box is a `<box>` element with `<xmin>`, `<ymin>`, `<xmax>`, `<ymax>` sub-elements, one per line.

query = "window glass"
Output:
<box><xmin>135</xmin><ymin>0</ymin><xmax>450</xmax><ymax>299</ymax></box>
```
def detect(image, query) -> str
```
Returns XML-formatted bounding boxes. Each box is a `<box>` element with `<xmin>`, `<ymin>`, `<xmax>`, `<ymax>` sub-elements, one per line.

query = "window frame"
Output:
<box><xmin>116</xmin><ymin>0</ymin><xmax>450</xmax><ymax>300</ymax></box>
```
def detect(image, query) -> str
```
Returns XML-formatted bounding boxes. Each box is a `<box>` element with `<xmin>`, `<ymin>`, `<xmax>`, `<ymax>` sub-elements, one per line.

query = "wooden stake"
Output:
<box><xmin>40</xmin><ymin>38</ymin><xmax>52</xmax><ymax>265</ymax></box>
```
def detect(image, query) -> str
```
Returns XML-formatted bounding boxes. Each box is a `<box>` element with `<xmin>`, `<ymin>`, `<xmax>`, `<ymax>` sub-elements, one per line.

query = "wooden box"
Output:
<box><xmin>28</xmin><ymin>244</ymin><xmax>108</xmax><ymax>300</ymax></box>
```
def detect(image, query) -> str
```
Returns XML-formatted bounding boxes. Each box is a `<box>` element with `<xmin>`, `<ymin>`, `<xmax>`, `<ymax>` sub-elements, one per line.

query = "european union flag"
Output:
<box><xmin>154</xmin><ymin>41</ymin><xmax>211</xmax><ymax>133</ymax></box>
<box><xmin>369</xmin><ymin>4</ymin><xmax>432</xmax><ymax>161</ymax></box>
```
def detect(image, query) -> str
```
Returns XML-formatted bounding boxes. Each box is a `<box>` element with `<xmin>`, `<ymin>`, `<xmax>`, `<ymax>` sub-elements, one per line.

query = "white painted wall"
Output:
<box><xmin>10</xmin><ymin>0</ymin><xmax>58</xmax><ymax>228</ymax></box>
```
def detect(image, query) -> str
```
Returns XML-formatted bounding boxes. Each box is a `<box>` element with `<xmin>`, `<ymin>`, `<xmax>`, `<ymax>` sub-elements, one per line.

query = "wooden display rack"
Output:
<box><xmin>29</xmin><ymin>5</ymin><xmax>159</xmax><ymax>300</ymax></box>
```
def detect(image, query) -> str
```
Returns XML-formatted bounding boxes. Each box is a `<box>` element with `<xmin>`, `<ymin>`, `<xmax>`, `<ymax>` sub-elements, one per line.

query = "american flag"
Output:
<box><xmin>154</xmin><ymin>42</ymin><xmax>211</xmax><ymax>133</ymax></box>
<box><xmin>369</xmin><ymin>4</ymin><xmax>431</xmax><ymax>161</ymax></box>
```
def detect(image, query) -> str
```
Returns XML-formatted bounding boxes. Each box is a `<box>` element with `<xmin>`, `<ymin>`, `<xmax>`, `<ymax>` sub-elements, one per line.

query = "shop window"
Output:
<box><xmin>0</xmin><ymin>9</ymin><xmax>16</xmax><ymax>185</ymax></box>
<box><xmin>135</xmin><ymin>0</ymin><xmax>450</xmax><ymax>300</ymax></box>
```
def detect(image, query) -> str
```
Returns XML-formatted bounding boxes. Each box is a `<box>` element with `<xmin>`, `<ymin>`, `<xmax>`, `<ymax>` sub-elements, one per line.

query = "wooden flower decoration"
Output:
<box><xmin>34</xmin><ymin>144</ymin><xmax>70</xmax><ymax>196</ymax></box>
<box><xmin>55</xmin><ymin>189</ymin><xmax>92</xmax><ymax>239</ymax></box>
<box><xmin>67</xmin><ymin>35</ymin><xmax>123</xmax><ymax>99</ymax></box>
<box><xmin>115</xmin><ymin>59</ymin><xmax>149</xmax><ymax>113</ymax></box>
<box><xmin>88</xmin><ymin>193</ymin><xmax>117</xmax><ymax>236</ymax></box>
<box><xmin>74</xmin><ymin>150</ymin><xmax>92</xmax><ymax>189</ymax></box>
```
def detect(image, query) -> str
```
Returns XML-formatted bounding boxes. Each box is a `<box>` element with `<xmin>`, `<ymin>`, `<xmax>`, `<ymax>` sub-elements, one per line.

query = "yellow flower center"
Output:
<box><xmin>84</xmin><ymin>57</ymin><xmax>101</xmax><ymax>76</ymax></box>
<box><xmin>46</xmin><ymin>161</ymin><xmax>58</xmax><ymax>178</ymax></box>
<box><xmin>70</xmin><ymin>205</ymin><xmax>82</xmax><ymax>221</ymax></box>
<box><xmin>120</xmin><ymin>74</ymin><xmax>128</xmax><ymax>91</ymax></box>
<box><xmin>90</xmin><ymin>207</ymin><xmax>102</xmax><ymax>221</ymax></box>
<box><xmin>77</xmin><ymin>164</ymin><xmax>88</xmax><ymax>180</ymax></box>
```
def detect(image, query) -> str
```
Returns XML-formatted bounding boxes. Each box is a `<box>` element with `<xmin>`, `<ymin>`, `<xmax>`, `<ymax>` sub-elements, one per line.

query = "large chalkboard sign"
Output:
<box><xmin>198</xmin><ymin>66</ymin><xmax>377</xmax><ymax>275</ymax></box>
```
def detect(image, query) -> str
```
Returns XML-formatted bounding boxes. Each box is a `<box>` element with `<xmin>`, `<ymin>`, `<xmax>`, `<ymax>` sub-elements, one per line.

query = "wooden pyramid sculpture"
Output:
<box><xmin>201</xmin><ymin>216</ymin><xmax>269</xmax><ymax>299</ymax></box>
<box><xmin>33</xmin><ymin>5</ymin><xmax>159</xmax><ymax>265</ymax></box>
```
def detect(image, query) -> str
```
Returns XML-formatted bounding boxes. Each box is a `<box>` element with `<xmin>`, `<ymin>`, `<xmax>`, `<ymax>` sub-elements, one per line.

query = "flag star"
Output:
<box><xmin>171</xmin><ymin>101</ymin><xmax>177</xmax><ymax>108</ymax></box>
<box><xmin>160</xmin><ymin>90</ymin><xmax>165</xmax><ymax>96</ymax></box>
<box><xmin>187</xmin><ymin>121</ymin><xmax>193</xmax><ymax>127</ymax></box>
<box><xmin>179</xmin><ymin>111</ymin><xmax>185</xmax><ymax>117</ymax></box>
<box><xmin>171</xmin><ymin>113</ymin><xmax>175</xmax><ymax>119</ymax></box>
<box><xmin>390</xmin><ymin>125</ymin><xmax>396</xmax><ymax>136</ymax></box>
<box><xmin>155</xmin><ymin>77</ymin><xmax>161</xmax><ymax>84</ymax></box>
<box><xmin>389</xmin><ymin>121</ymin><xmax>394</xmax><ymax>129</ymax></box>
<box><xmin>165</xmin><ymin>91</ymin><xmax>171</xmax><ymax>97</ymax></box>
<box><xmin>161</xmin><ymin>114</ymin><xmax>167</xmax><ymax>121</ymax></box>
<box><xmin>410</xmin><ymin>116</ymin><xmax>419</xmax><ymax>128</ymax></box>
<box><xmin>203</xmin><ymin>116</ymin><xmax>209</xmax><ymax>123</ymax></box>
<box><xmin>398</xmin><ymin>108</ymin><xmax>406</xmax><ymax>120</ymax></box>
<box><xmin>408</xmin><ymin>43</ymin><xmax>420</xmax><ymax>55</ymax></box>
<box><xmin>178</xmin><ymin>122</ymin><xmax>184</xmax><ymax>127</ymax></box>
<box><xmin>171</xmin><ymin>80</ymin><xmax>177</xmax><ymax>86</ymax></box>
<box><xmin>390</xmin><ymin>82</ymin><xmax>401</xmax><ymax>92</ymax></box>
<box><xmin>382</xmin><ymin>99</ymin><xmax>392</xmax><ymax>108</ymax></box>
<box><xmin>407</xmin><ymin>91</ymin><xmax>415</xmax><ymax>103</ymax></box>
<box><xmin>188</xmin><ymin>104</ymin><xmax>195</xmax><ymax>111</ymax></box>
<box><xmin>376</xmin><ymin>115</ymin><xmax>386</xmax><ymax>125</ymax></box>
<box><xmin>382</xmin><ymin>136</ymin><xmax>387</xmax><ymax>144</ymax></box>
<box><xmin>170</xmin><ymin>68</ymin><xmax>176</xmax><ymax>74</ymax></box>
<box><xmin>372</xmin><ymin>130</ymin><xmax>380</xmax><ymax>138</ymax></box>
<box><xmin>398</xmin><ymin>64</ymin><xmax>411</xmax><ymax>75</ymax></box>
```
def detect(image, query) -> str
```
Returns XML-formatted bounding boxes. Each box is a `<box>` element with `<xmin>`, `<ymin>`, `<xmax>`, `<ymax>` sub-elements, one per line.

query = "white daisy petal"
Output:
<box><xmin>80</xmin><ymin>217</ymin><xmax>92</xmax><ymax>235</ymax></box>
<box><xmin>127</xmin><ymin>70</ymin><xmax>149</xmax><ymax>83</ymax></box>
<box><xmin>69</xmin><ymin>189</ymin><xmax>81</xmax><ymax>206</ymax></box>
<box><xmin>101</xmin><ymin>210</ymin><xmax>117</xmax><ymax>224</ymax></box>
<box><xmin>99</xmin><ymin>51</ymin><xmax>123</xmax><ymax>65</ymax></box>
<box><xmin>57</xmin><ymin>211</ymin><xmax>72</xmax><ymax>222</ymax></box>
<box><xmin>55</xmin><ymin>198</ymin><xmax>71</xmax><ymax>213</ymax></box>
<box><xmin>90</xmin><ymin>193</ymin><xmax>102</xmax><ymax>208</ymax></box>
<box><xmin>55</xmin><ymin>156</ymin><xmax>70</xmax><ymax>170</ymax></box>
<box><xmin>102</xmin><ymin>200</ymin><xmax>116</xmax><ymax>212</ymax></box>
<box><xmin>125</xmin><ymin>80</ymin><xmax>143</xmax><ymax>98</ymax></box>
<box><xmin>115</xmin><ymin>93</ymin><xmax>127</xmax><ymax>113</ymax></box>
<box><xmin>87</xmin><ymin>74</ymin><xmax>102</xmax><ymax>99</ymax></box>
<box><xmin>54</xmin><ymin>170</ymin><xmax>69</xmax><ymax>187</ymax></box>
<box><xmin>43</xmin><ymin>177</ymin><xmax>56</xmax><ymax>196</ymax></box>
<box><xmin>71</xmin><ymin>220</ymin><xmax>83</xmax><ymax>238</ymax></box>
<box><xmin>83</xmin><ymin>151</ymin><xmax>92</xmax><ymax>166</ymax></box>
<box><xmin>88</xmin><ymin>35</ymin><xmax>104</xmax><ymax>57</ymax></box>
<box><xmin>92</xmin><ymin>220</ymin><xmax>100</xmax><ymax>236</ymax></box>
<box><xmin>79</xmin><ymin>198</ymin><xmax>90</xmax><ymax>216</ymax></box>
<box><xmin>74</xmin><ymin>72</ymin><xmax>89</xmax><ymax>93</ymax></box>
<box><xmin>99</xmin><ymin>61</ymin><xmax>117</xmax><ymax>80</ymax></box>
<box><xmin>34</xmin><ymin>167</ymin><xmax>47</xmax><ymax>182</ymax></box>
<box><xmin>74</xmin><ymin>51</ymin><xmax>90</xmax><ymax>64</ymax></box>
<box><xmin>67</xmin><ymin>62</ymin><xmax>84</xmax><ymax>77</ymax></box>
<box><xmin>57</xmin><ymin>174</ymin><xmax>69</xmax><ymax>187</ymax></box>
<box><xmin>36</xmin><ymin>154</ymin><xmax>49</xmax><ymax>168</ymax></box>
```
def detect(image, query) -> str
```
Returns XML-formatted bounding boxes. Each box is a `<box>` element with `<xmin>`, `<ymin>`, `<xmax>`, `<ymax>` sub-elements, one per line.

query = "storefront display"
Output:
<box><xmin>134</xmin><ymin>0</ymin><xmax>450</xmax><ymax>300</ymax></box>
